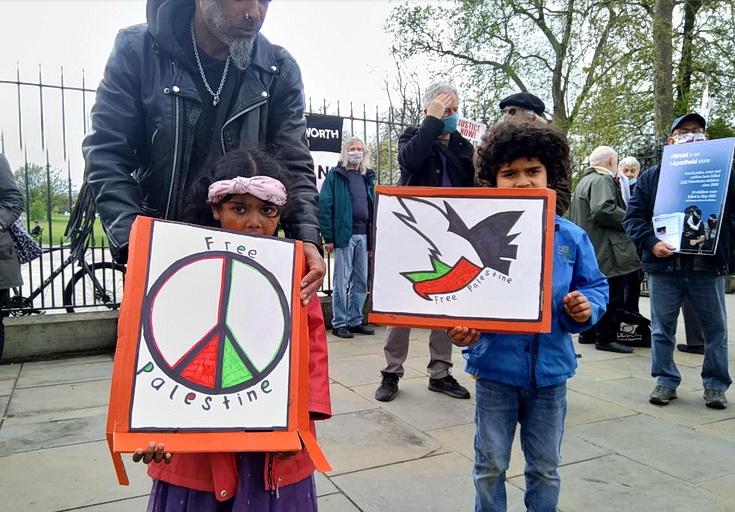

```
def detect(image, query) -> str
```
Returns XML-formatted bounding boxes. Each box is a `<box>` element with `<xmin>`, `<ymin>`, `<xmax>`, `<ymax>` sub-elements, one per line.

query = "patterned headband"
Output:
<box><xmin>207</xmin><ymin>176</ymin><xmax>288</xmax><ymax>206</ymax></box>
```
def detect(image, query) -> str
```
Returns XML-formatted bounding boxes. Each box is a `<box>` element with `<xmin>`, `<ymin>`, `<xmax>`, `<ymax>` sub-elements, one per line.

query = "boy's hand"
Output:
<box><xmin>132</xmin><ymin>442</ymin><xmax>173</xmax><ymax>465</ymax></box>
<box><xmin>563</xmin><ymin>291</ymin><xmax>591</xmax><ymax>323</ymax></box>
<box><xmin>449</xmin><ymin>327</ymin><xmax>481</xmax><ymax>346</ymax></box>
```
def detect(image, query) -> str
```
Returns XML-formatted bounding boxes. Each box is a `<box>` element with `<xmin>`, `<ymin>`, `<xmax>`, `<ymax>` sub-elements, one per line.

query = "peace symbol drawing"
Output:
<box><xmin>107</xmin><ymin>218</ymin><xmax>330</xmax><ymax>486</ymax></box>
<box><xmin>142</xmin><ymin>251</ymin><xmax>291</xmax><ymax>395</ymax></box>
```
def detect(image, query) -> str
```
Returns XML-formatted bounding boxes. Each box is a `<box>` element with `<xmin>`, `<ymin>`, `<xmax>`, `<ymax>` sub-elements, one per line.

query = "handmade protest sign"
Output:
<box><xmin>457</xmin><ymin>117</ymin><xmax>487</xmax><ymax>146</ymax></box>
<box><xmin>654</xmin><ymin>137</ymin><xmax>735</xmax><ymax>254</ymax></box>
<box><xmin>106</xmin><ymin>217</ymin><xmax>330</xmax><ymax>485</ymax></box>
<box><xmin>369</xmin><ymin>187</ymin><xmax>555</xmax><ymax>332</ymax></box>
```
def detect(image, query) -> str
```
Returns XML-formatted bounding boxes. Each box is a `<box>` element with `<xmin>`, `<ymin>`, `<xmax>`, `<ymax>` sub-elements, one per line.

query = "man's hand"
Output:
<box><xmin>448</xmin><ymin>326</ymin><xmax>481</xmax><ymax>346</ymax></box>
<box><xmin>324</xmin><ymin>243</ymin><xmax>334</xmax><ymax>254</ymax></box>
<box><xmin>426</xmin><ymin>92</ymin><xmax>454</xmax><ymax>119</ymax></box>
<box><xmin>132</xmin><ymin>442</ymin><xmax>173</xmax><ymax>465</ymax></box>
<box><xmin>300</xmin><ymin>243</ymin><xmax>326</xmax><ymax>305</ymax></box>
<box><xmin>652</xmin><ymin>241</ymin><xmax>676</xmax><ymax>258</ymax></box>
<box><xmin>563</xmin><ymin>291</ymin><xmax>591</xmax><ymax>323</ymax></box>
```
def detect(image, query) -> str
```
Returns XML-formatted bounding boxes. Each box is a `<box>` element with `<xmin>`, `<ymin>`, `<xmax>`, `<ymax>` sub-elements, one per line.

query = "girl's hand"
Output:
<box><xmin>449</xmin><ymin>327</ymin><xmax>480</xmax><ymax>346</ymax></box>
<box><xmin>563</xmin><ymin>291</ymin><xmax>591</xmax><ymax>323</ymax></box>
<box><xmin>274</xmin><ymin>451</ymin><xmax>299</xmax><ymax>460</ymax></box>
<box><xmin>132</xmin><ymin>442</ymin><xmax>173</xmax><ymax>465</ymax></box>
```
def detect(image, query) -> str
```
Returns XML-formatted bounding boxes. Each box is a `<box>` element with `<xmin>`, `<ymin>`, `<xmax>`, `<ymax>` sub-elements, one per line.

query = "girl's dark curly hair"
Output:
<box><xmin>181</xmin><ymin>147</ymin><xmax>294</xmax><ymax>227</ymax></box>
<box><xmin>474</xmin><ymin>122</ymin><xmax>571</xmax><ymax>189</ymax></box>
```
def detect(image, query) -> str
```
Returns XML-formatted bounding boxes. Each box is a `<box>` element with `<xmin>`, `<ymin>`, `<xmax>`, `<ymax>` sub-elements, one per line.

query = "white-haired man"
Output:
<box><xmin>570</xmin><ymin>146</ymin><xmax>641</xmax><ymax>353</ymax></box>
<box><xmin>82</xmin><ymin>0</ymin><xmax>325</xmax><ymax>305</ymax></box>
<box><xmin>374</xmin><ymin>82</ymin><xmax>474</xmax><ymax>402</ymax></box>
<box><xmin>319</xmin><ymin>138</ymin><xmax>376</xmax><ymax>339</ymax></box>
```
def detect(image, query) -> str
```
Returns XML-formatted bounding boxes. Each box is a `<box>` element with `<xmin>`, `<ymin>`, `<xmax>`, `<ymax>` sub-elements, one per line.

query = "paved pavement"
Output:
<box><xmin>2</xmin><ymin>296</ymin><xmax>735</xmax><ymax>511</ymax></box>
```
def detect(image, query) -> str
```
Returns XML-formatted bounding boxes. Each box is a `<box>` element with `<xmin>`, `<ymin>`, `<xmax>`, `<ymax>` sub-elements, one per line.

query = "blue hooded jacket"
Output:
<box><xmin>463</xmin><ymin>216</ymin><xmax>609</xmax><ymax>389</ymax></box>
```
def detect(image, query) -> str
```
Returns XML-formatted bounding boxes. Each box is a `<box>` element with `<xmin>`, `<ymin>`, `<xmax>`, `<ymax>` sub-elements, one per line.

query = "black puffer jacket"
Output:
<box><xmin>398</xmin><ymin>116</ymin><xmax>475</xmax><ymax>187</ymax></box>
<box><xmin>82</xmin><ymin>0</ymin><xmax>318</xmax><ymax>262</ymax></box>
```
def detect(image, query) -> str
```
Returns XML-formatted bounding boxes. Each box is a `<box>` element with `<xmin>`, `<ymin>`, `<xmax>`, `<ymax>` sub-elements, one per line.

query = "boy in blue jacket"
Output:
<box><xmin>450</xmin><ymin>122</ymin><xmax>609</xmax><ymax>512</ymax></box>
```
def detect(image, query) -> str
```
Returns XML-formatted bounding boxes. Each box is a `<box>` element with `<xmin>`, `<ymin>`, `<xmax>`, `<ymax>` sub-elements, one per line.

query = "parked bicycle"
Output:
<box><xmin>6</xmin><ymin>223</ymin><xmax>125</xmax><ymax>315</ymax></box>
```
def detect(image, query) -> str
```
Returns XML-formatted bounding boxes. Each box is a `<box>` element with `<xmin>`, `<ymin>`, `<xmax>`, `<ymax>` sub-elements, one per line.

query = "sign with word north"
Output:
<box><xmin>306</xmin><ymin>114</ymin><xmax>343</xmax><ymax>191</ymax></box>
<box><xmin>106</xmin><ymin>217</ymin><xmax>329</xmax><ymax>485</ymax></box>
<box><xmin>369</xmin><ymin>187</ymin><xmax>555</xmax><ymax>332</ymax></box>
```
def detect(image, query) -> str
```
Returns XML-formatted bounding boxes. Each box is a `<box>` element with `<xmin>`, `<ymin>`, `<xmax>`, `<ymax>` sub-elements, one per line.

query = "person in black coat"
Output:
<box><xmin>0</xmin><ymin>154</ymin><xmax>24</xmax><ymax>360</ymax></box>
<box><xmin>375</xmin><ymin>82</ymin><xmax>473</xmax><ymax>403</ymax></box>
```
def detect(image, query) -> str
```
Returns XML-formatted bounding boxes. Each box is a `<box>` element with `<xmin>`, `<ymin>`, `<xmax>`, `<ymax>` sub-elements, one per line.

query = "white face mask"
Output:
<box><xmin>672</xmin><ymin>132</ymin><xmax>707</xmax><ymax>144</ymax></box>
<box><xmin>347</xmin><ymin>151</ymin><xmax>363</xmax><ymax>165</ymax></box>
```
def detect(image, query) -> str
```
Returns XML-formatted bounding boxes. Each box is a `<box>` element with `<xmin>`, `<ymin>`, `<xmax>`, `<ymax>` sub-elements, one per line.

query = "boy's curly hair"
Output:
<box><xmin>474</xmin><ymin>122</ymin><xmax>571</xmax><ymax>189</ymax></box>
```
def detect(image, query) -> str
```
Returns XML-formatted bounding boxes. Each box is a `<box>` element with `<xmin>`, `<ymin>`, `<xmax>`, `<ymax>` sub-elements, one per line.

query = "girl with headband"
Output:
<box><xmin>133</xmin><ymin>148</ymin><xmax>332</xmax><ymax>512</ymax></box>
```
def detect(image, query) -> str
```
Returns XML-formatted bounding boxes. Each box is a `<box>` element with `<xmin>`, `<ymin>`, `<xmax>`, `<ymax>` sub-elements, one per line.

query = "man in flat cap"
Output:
<box><xmin>624</xmin><ymin>113</ymin><xmax>733</xmax><ymax>409</ymax></box>
<box><xmin>498</xmin><ymin>92</ymin><xmax>571</xmax><ymax>215</ymax></box>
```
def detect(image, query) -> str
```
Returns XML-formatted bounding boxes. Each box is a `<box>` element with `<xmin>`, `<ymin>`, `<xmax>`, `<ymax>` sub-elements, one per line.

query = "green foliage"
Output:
<box><xmin>29</xmin><ymin>201</ymin><xmax>45</xmax><ymax>222</ymax></box>
<box><xmin>387</xmin><ymin>0</ymin><xmax>735</xmax><ymax>158</ymax></box>
<box><xmin>13</xmin><ymin>162</ymin><xmax>71</xmax><ymax>217</ymax></box>
<box><xmin>707</xmin><ymin>118</ymin><xmax>735</xmax><ymax>140</ymax></box>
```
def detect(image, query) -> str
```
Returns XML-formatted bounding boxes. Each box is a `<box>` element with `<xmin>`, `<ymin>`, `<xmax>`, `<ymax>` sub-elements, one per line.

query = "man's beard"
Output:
<box><xmin>228</xmin><ymin>38</ymin><xmax>254</xmax><ymax>70</ymax></box>
<box><xmin>202</xmin><ymin>2</ymin><xmax>257</xmax><ymax>70</ymax></box>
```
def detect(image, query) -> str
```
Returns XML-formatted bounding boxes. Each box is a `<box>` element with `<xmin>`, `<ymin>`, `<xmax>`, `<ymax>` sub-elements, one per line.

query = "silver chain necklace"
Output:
<box><xmin>190</xmin><ymin>19</ymin><xmax>231</xmax><ymax>106</ymax></box>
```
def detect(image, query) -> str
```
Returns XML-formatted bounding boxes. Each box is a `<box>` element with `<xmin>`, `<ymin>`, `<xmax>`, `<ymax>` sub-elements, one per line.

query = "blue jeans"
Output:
<box><xmin>474</xmin><ymin>379</ymin><xmax>566</xmax><ymax>512</ymax></box>
<box><xmin>648</xmin><ymin>271</ymin><xmax>731</xmax><ymax>391</ymax></box>
<box><xmin>332</xmin><ymin>234</ymin><xmax>368</xmax><ymax>329</ymax></box>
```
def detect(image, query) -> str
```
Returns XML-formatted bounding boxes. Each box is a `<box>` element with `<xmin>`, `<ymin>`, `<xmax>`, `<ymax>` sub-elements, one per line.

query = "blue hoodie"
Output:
<box><xmin>463</xmin><ymin>216</ymin><xmax>609</xmax><ymax>389</ymax></box>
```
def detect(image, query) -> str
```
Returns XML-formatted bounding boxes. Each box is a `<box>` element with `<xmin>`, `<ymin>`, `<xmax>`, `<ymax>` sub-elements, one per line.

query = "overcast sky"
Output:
<box><xmin>0</xmin><ymin>0</ymin><xmax>433</xmax><ymax>182</ymax></box>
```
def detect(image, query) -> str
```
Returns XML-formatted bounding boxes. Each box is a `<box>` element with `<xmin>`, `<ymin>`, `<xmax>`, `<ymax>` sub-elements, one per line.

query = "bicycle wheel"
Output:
<box><xmin>64</xmin><ymin>262</ymin><xmax>126</xmax><ymax>313</ymax></box>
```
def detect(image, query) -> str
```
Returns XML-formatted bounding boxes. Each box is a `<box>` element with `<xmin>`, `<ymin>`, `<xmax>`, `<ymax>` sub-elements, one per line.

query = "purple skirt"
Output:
<box><xmin>146</xmin><ymin>452</ymin><xmax>318</xmax><ymax>512</ymax></box>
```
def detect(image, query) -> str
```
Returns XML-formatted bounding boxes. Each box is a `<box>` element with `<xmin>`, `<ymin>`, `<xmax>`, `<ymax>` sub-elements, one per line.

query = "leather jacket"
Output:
<box><xmin>397</xmin><ymin>117</ymin><xmax>475</xmax><ymax>187</ymax></box>
<box><xmin>82</xmin><ymin>0</ymin><xmax>319</xmax><ymax>263</ymax></box>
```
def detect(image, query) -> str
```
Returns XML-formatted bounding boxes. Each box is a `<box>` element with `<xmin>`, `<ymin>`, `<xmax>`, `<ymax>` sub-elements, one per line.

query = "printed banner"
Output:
<box><xmin>106</xmin><ymin>217</ymin><xmax>330</xmax><ymax>485</ymax></box>
<box><xmin>369</xmin><ymin>186</ymin><xmax>555</xmax><ymax>332</ymax></box>
<box><xmin>458</xmin><ymin>117</ymin><xmax>487</xmax><ymax>146</ymax></box>
<box><xmin>306</xmin><ymin>114</ymin><xmax>343</xmax><ymax>191</ymax></box>
<box><xmin>654</xmin><ymin>138</ymin><xmax>735</xmax><ymax>254</ymax></box>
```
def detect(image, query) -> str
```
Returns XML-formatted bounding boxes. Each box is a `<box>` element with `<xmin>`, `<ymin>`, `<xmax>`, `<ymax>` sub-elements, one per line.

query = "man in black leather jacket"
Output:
<box><xmin>82</xmin><ymin>0</ymin><xmax>324</xmax><ymax>303</ymax></box>
<box><xmin>375</xmin><ymin>82</ymin><xmax>473</xmax><ymax>403</ymax></box>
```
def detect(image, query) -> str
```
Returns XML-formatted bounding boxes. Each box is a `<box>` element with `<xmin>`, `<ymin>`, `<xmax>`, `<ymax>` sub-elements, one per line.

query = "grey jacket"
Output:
<box><xmin>0</xmin><ymin>155</ymin><xmax>23</xmax><ymax>289</ymax></box>
<box><xmin>82</xmin><ymin>0</ymin><xmax>318</xmax><ymax>263</ymax></box>
<box><xmin>569</xmin><ymin>166</ymin><xmax>640</xmax><ymax>278</ymax></box>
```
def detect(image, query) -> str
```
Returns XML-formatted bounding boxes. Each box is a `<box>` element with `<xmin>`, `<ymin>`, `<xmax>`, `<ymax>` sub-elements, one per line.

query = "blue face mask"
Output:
<box><xmin>441</xmin><ymin>113</ymin><xmax>459</xmax><ymax>134</ymax></box>
<box><xmin>629</xmin><ymin>177</ymin><xmax>638</xmax><ymax>185</ymax></box>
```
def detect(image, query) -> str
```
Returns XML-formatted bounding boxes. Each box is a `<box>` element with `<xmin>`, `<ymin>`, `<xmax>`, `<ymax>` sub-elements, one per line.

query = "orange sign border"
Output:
<box><xmin>368</xmin><ymin>186</ymin><xmax>556</xmax><ymax>333</ymax></box>
<box><xmin>106</xmin><ymin>217</ymin><xmax>330</xmax><ymax>485</ymax></box>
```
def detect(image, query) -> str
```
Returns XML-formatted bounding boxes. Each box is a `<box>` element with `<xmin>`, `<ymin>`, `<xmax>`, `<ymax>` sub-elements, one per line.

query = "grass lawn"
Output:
<box><xmin>24</xmin><ymin>214</ymin><xmax>108</xmax><ymax>247</ymax></box>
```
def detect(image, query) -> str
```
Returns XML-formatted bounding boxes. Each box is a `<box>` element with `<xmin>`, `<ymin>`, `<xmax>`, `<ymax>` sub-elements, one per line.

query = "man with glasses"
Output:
<box><xmin>624</xmin><ymin>113</ymin><xmax>733</xmax><ymax>409</ymax></box>
<box><xmin>498</xmin><ymin>92</ymin><xmax>571</xmax><ymax>215</ymax></box>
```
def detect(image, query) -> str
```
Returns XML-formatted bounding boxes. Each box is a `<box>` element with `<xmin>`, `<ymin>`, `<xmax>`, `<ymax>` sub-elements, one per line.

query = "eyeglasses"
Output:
<box><xmin>673</xmin><ymin>127</ymin><xmax>705</xmax><ymax>136</ymax></box>
<box><xmin>500</xmin><ymin>107</ymin><xmax>535</xmax><ymax>118</ymax></box>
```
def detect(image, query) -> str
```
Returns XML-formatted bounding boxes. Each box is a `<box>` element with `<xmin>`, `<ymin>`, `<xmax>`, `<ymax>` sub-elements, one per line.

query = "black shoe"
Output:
<box><xmin>349</xmin><ymin>324</ymin><xmax>375</xmax><ymax>335</ymax></box>
<box><xmin>428</xmin><ymin>374</ymin><xmax>471</xmax><ymax>399</ymax></box>
<box><xmin>677</xmin><ymin>344</ymin><xmax>705</xmax><ymax>355</ymax></box>
<box><xmin>332</xmin><ymin>326</ymin><xmax>354</xmax><ymax>339</ymax></box>
<box><xmin>595</xmin><ymin>341</ymin><xmax>634</xmax><ymax>353</ymax></box>
<box><xmin>375</xmin><ymin>372</ymin><xmax>399</xmax><ymax>402</ymax></box>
